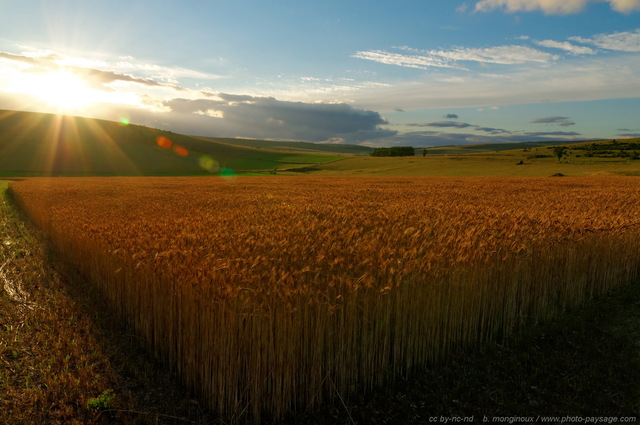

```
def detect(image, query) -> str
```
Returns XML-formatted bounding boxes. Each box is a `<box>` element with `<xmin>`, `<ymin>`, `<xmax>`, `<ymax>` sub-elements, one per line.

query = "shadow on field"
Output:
<box><xmin>1</xmin><ymin>187</ymin><xmax>216</xmax><ymax>425</ymax></box>
<box><xmin>284</xmin><ymin>281</ymin><xmax>640</xmax><ymax>424</ymax></box>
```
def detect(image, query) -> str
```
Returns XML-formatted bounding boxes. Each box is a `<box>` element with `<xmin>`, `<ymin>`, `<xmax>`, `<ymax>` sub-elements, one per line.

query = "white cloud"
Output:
<box><xmin>429</xmin><ymin>45</ymin><xmax>558</xmax><ymax>64</ymax></box>
<box><xmin>348</xmin><ymin>54</ymin><xmax>640</xmax><ymax>111</ymax></box>
<box><xmin>456</xmin><ymin>3</ymin><xmax>470</xmax><ymax>13</ymax></box>
<box><xmin>194</xmin><ymin>109</ymin><xmax>224</xmax><ymax>118</ymax></box>
<box><xmin>353</xmin><ymin>45</ymin><xmax>557</xmax><ymax>70</ymax></box>
<box><xmin>570</xmin><ymin>29</ymin><xmax>640</xmax><ymax>52</ymax></box>
<box><xmin>352</xmin><ymin>50</ymin><xmax>458</xmax><ymax>70</ymax></box>
<box><xmin>474</xmin><ymin>0</ymin><xmax>640</xmax><ymax>14</ymax></box>
<box><xmin>474</xmin><ymin>0</ymin><xmax>589</xmax><ymax>14</ymax></box>
<box><xmin>351</xmin><ymin>27</ymin><xmax>639</xmax><ymax>110</ymax></box>
<box><xmin>535</xmin><ymin>40</ymin><xmax>597</xmax><ymax>55</ymax></box>
<box><xmin>110</xmin><ymin>60</ymin><xmax>224</xmax><ymax>86</ymax></box>
<box><xmin>13</xmin><ymin>47</ymin><xmax>225</xmax><ymax>86</ymax></box>
<box><xmin>607</xmin><ymin>0</ymin><xmax>640</xmax><ymax>13</ymax></box>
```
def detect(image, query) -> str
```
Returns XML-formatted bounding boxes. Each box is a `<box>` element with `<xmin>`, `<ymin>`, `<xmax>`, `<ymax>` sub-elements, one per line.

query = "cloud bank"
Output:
<box><xmin>350</xmin><ymin>26</ymin><xmax>640</xmax><ymax>111</ymax></box>
<box><xmin>474</xmin><ymin>0</ymin><xmax>640</xmax><ymax>14</ymax></box>
<box><xmin>353</xmin><ymin>28</ymin><xmax>639</xmax><ymax>73</ymax></box>
<box><xmin>371</xmin><ymin>130</ymin><xmax>585</xmax><ymax>148</ymax></box>
<box><xmin>408</xmin><ymin>120</ymin><xmax>512</xmax><ymax>135</ymax></box>
<box><xmin>161</xmin><ymin>95</ymin><xmax>396</xmax><ymax>142</ymax></box>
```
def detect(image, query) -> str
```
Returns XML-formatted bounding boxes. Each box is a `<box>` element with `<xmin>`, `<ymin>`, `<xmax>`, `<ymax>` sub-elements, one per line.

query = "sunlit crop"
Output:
<box><xmin>10</xmin><ymin>176</ymin><xmax>640</xmax><ymax>423</ymax></box>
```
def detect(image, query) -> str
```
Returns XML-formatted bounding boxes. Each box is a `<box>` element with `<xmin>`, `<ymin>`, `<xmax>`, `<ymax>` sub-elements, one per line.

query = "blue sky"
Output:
<box><xmin>0</xmin><ymin>0</ymin><xmax>639</xmax><ymax>146</ymax></box>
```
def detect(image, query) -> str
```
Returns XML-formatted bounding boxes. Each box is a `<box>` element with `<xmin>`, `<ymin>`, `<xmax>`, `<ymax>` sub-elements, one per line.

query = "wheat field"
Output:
<box><xmin>9</xmin><ymin>176</ymin><xmax>640</xmax><ymax>423</ymax></box>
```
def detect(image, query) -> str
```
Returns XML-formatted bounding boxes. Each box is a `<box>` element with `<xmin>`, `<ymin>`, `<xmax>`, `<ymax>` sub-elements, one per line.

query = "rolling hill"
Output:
<box><xmin>205</xmin><ymin>137</ymin><xmax>373</xmax><ymax>155</ymax></box>
<box><xmin>422</xmin><ymin>140</ymin><xmax>587</xmax><ymax>155</ymax></box>
<box><xmin>0</xmin><ymin>110</ymin><xmax>347</xmax><ymax>176</ymax></box>
<box><xmin>2</xmin><ymin>109</ymin><xmax>637</xmax><ymax>178</ymax></box>
<box><xmin>310</xmin><ymin>139</ymin><xmax>640</xmax><ymax>177</ymax></box>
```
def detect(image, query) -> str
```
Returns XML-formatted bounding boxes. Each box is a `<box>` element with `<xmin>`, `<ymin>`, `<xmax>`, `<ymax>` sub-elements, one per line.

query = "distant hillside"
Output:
<box><xmin>0</xmin><ymin>110</ymin><xmax>343</xmax><ymax>176</ymax></box>
<box><xmin>423</xmin><ymin>140</ymin><xmax>586</xmax><ymax>155</ymax></box>
<box><xmin>201</xmin><ymin>137</ymin><xmax>373</xmax><ymax>155</ymax></box>
<box><xmin>308</xmin><ymin>138</ymin><xmax>640</xmax><ymax>177</ymax></box>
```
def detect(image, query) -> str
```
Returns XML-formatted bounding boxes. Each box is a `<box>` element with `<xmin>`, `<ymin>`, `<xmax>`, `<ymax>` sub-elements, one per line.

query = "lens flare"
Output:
<box><xmin>174</xmin><ymin>145</ymin><xmax>189</xmax><ymax>157</ymax></box>
<box><xmin>220</xmin><ymin>167</ymin><xmax>236</xmax><ymax>180</ymax></box>
<box><xmin>156</xmin><ymin>136</ymin><xmax>172</xmax><ymax>149</ymax></box>
<box><xmin>199</xmin><ymin>156</ymin><xmax>220</xmax><ymax>173</ymax></box>
<box><xmin>119</xmin><ymin>117</ymin><xmax>130</xmax><ymax>126</ymax></box>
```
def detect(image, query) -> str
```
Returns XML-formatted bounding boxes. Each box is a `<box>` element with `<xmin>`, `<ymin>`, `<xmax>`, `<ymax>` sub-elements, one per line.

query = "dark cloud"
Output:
<box><xmin>411</xmin><ymin>121</ymin><xmax>474</xmax><ymax>128</ymax></box>
<box><xmin>475</xmin><ymin>126</ymin><xmax>511</xmax><ymax>135</ymax></box>
<box><xmin>371</xmin><ymin>130</ymin><xmax>586</xmax><ymax>147</ymax></box>
<box><xmin>407</xmin><ymin>121</ymin><xmax>510</xmax><ymax>135</ymax></box>
<box><xmin>524</xmin><ymin>131</ymin><xmax>581</xmax><ymax>137</ymax></box>
<box><xmin>531</xmin><ymin>116</ymin><xmax>575</xmax><ymax>127</ymax></box>
<box><xmin>165</xmin><ymin>98</ymin><xmax>225</xmax><ymax>113</ymax></box>
<box><xmin>616</xmin><ymin>133</ymin><xmax>640</xmax><ymax>138</ymax></box>
<box><xmin>218</xmin><ymin>93</ymin><xmax>258</xmax><ymax>103</ymax></box>
<box><xmin>161</xmin><ymin>95</ymin><xmax>396</xmax><ymax>143</ymax></box>
<box><xmin>444</xmin><ymin>113</ymin><xmax>459</xmax><ymax>119</ymax></box>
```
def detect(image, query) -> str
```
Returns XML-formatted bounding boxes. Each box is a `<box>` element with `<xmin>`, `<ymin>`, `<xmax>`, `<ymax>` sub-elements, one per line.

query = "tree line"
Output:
<box><xmin>370</xmin><ymin>146</ymin><xmax>415</xmax><ymax>157</ymax></box>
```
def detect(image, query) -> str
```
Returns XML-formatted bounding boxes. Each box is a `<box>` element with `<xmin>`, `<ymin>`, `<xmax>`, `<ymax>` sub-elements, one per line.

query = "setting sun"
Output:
<box><xmin>32</xmin><ymin>70</ymin><xmax>94</xmax><ymax>111</ymax></box>
<box><xmin>5</xmin><ymin>68</ymin><xmax>102</xmax><ymax>112</ymax></box>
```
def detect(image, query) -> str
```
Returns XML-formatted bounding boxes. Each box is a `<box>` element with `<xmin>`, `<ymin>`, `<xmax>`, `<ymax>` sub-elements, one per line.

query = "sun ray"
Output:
<box><xmin>81</xmin><ymin>118</ymin><xmax>143</xmax><ymax>175</ymax></box>
<box><xmin>0</xmin><ymin>110</ymin><xmax>48</xmax><ymax>175</ymax></box>
<box><xmin>0</xmin><ymin>108</ymin><xmax>145</xmax><ymax>176</ymax></box>
<box><xmin>34</xmin><ymin>113</ymin><xmax>64</xmax><ymax>176</ymax></box>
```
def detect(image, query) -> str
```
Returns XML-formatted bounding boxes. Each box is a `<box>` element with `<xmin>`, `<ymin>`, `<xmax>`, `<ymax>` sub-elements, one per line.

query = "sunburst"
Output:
<box><xmin>6</xmin><ymin>68</ymin><xmax>104</xmax><ymax>112</ymax></box>
<box><xmin>31</xmin><ymin>70</ymin><xmax>96</xmax><ymax>111</ymax></box>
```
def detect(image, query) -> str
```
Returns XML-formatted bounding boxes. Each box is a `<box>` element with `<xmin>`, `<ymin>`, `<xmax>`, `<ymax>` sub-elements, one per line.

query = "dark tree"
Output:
<box><xmin>370</xmin><ymin>146</ymin><xmax>415</xmax><ymax>157</ymax></box>
<box><xmin>552</xmin><ymin>146</ymin><xmax>567</xmax><ymax>161</ymax></box>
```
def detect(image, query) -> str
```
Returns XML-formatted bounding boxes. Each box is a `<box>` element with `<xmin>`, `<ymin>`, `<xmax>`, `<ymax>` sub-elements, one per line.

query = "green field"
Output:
<box><xmin>200</xmin><ymin>136</ymin><xmax>373</xmax><ymax>155</ymax></box>
<box><xmin>1</xmin><ymin>109</ymin><xmax>639</xmax><ymax>178</ymax></box>
<box><xmin>310</xmin><ymin>141</ymin><xmax>640</xmax><ymax>177</ymax></box>
<box><xmin>0</xmin><ymin>110</ymin><xmax>346</xmax><ymax>176</ymax></box>
<box><xmin>421</xmin><ymin>140</ymin><xmax>580</xmax><ymax>155</ymax></box>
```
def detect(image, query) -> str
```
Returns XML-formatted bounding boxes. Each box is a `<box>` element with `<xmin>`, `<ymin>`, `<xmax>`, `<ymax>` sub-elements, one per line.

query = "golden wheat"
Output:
<box><xmin>10</xmin><ymin>176</ymin><xmax>640</xmax><ymax>423</ymax></box>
